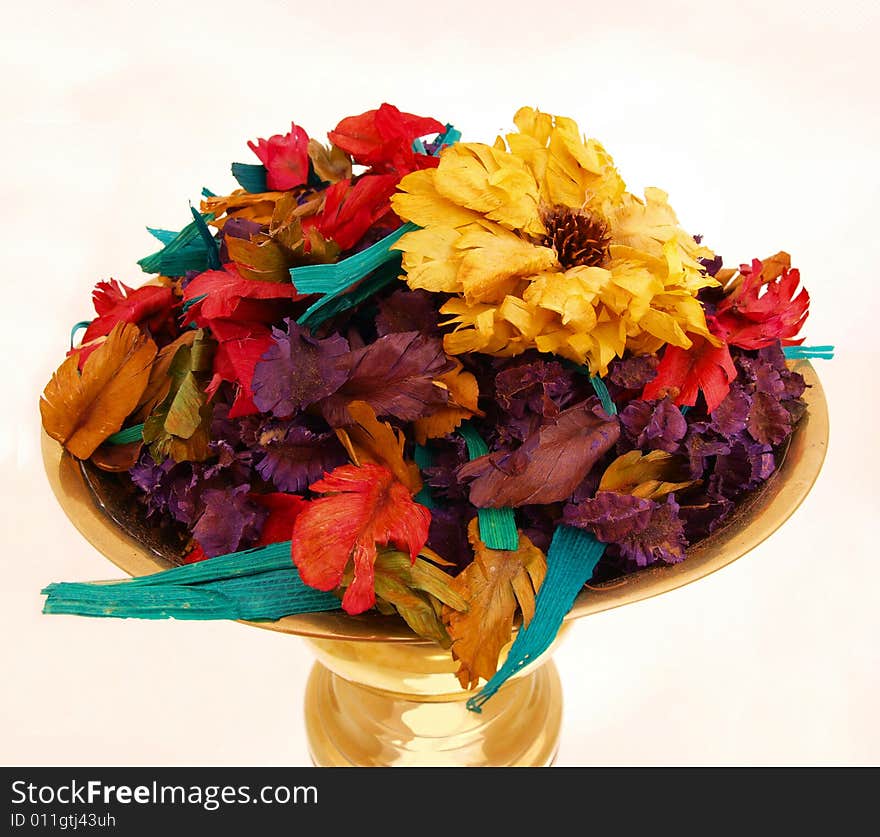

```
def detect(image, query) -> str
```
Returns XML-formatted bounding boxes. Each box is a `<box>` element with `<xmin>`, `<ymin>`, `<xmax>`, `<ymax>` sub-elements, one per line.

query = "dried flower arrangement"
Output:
<box><xmin>40</xmin><ymin>104</ymin><xmax>830</xmax><ymax>708</ymax></box>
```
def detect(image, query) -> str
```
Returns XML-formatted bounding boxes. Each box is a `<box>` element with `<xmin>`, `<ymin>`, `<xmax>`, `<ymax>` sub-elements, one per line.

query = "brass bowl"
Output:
<box><xmin>42</xmin><ymin>362</ymin><xmax>829</xmax><ymax>766</ymax></box>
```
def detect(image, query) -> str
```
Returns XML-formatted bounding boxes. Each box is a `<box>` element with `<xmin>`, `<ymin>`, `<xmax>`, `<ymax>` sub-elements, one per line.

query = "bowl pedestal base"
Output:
<box><xmin>302</xmin><ymin>637</ymin><xmax>563</xmax><ymax>767</ymax></box>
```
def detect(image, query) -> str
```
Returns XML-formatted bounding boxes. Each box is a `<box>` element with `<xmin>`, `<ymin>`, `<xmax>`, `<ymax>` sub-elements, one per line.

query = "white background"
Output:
<box><xmin>1</xmin><ymin>0</ymin><xmax>877</xmax><ymax>766</ymax></box>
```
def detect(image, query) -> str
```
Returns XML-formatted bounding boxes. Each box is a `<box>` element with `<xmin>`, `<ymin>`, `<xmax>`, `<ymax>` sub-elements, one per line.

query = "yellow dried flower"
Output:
<box><xmin>391</xmin><ymin>108</ymin><xmax>719</xmax><ymax>375</ymax></box>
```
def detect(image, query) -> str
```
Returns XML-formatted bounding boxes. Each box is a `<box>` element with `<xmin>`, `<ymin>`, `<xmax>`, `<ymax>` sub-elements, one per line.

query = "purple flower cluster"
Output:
<box><xmin>128</xmin><ymin>279</ymin><xmax>807</xmax><ymax>579</ymax></box>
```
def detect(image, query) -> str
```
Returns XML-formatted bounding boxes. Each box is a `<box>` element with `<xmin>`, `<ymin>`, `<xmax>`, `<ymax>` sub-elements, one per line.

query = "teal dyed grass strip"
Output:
<box><xmin>296</xmin><ymin>257</ymin><xmax>401</xmax><ymax>330</ymax></box>
<box><xmin>202</xmin><ymin>187</ymin><xmax>217</xmax><ymax>199</ymax></box>
<box><xmin>413</xmin><ymin>443</ymin><xmax>437</xmax><ymax>509</ymax></box>
<box><xmin>783</xmin><ymin>344</ymin><xmax>835</xmax><ymax>360</ymax></box>
<box><xmin>138</xmin><ymin>210</ymin><xmax>217</xmax><ymax>277</ymax></box>
<box><xmin>457</xmin><ymin>423</ymin><xmax>518</xmax><ymax>551</ymax></box>
<box><xmin>291</xmin><ymin>222</ymin><xmax>416</xmax><ymax>295</ymax></box>
<box><xmin>467</xmin><ymin>524</ymin><xmax>605</xmax><ymax>713</ymax></box>
<box><xmin>231</xmin><ymin>162</ymin><xmax>268</xmax><ymax>194</ymax></box>
<box><xmin>190</xmin><ymin>206</ymin><xmax>221</xmax><ymax>270</ymax></box>
<box><xmin>412</xmin><ymin>138</ymin><xmax>427</xmax><ymax>154</ymax></box>
<box><xmin>590</xmin><ymin>375</ymin><xmax>617</xmax><ymax>415</ymax></box>
<box><xmin>434</xmin><ymin>124</ymin><xmax>461</xmax><ymax>149</ymax></box>
<box><xmin>146</xmin><ymin>228</ymin><xmax>177</xmax><ymax>245</ymax></box>
<box><xmin>105</xmin><ymin>423</ymin><xmax>145</xmax><ymax>445</ymax></box>
<box><xmin>181</xmin><ymin>293</ymin><xmax>207</xmax><ymax>314</ymax></box>
<box><xmin>41</xmin><ymin>541</ymin><xmax>342</xmax><ymax>621</ymax></box>
<box><xmin>70</xmin><ymin>320</ymin><xmax>92</xmax><ymax>349</ymax></box>
<box><xmin>680</xmin><ymin>405</ymin><xmax>691</xmax><ymax>416</ymax></box>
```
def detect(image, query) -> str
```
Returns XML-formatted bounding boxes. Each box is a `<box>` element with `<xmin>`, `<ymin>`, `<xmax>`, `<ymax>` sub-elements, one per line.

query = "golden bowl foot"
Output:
<box><xmin>304</xmin><ymin>660</ymin><xmax>563</xmax><ymax>767</ymax></box>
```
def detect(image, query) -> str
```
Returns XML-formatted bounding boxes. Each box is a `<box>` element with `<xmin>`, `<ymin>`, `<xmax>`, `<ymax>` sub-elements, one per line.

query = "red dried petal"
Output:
<box><xmin>642</xmin><ymin>336</ymin><xmax>737</xmax><ymax>414</ymax></box>
<box><xmin>291</xmin><ymin>463</ymin><xmax>431</xmax><ymax>614</ymax></box>
<box><xmin>248</xmin><ymin>122</ymin><xmax>310</xmax><ymax>191</ymax></box>
<box><xmin>183</xmin><ymin>265</ymin><xmax>303</xmax><ymax>322</ymax></box>
<box><xmin>328</xmin><ymin>104</ymin><xmax>444</xmax><ymax>170</ymax></box>
<box><xmin>713</xmin><ymin>258</ymin><xmax>810</xmax><ymax>349</ymax></box>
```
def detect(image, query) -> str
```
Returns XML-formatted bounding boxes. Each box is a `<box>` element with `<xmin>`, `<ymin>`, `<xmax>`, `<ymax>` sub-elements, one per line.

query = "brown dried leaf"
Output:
<box><xmin>40</xmin><ymin>322</ymin><xmax>157</xmax><ymax>459</ymax></box>
<box><xmin>225</xmin><ymin>235</ymin><xmax>294</xmax><ymax>283</ymax></box>
<box><xmin>334</xmin><ymin>400</ymin><xmax>422</xmax><ymax>494</ymax></box>
<box><xmin>307</xmin><ymin>139</ymin><xmax>352</xmax><ymax>183</ymax></box>
<box><xmin>90</xmin><ymin>440</ymin><xmax>143</xmax><ymax>472</ymax></box>
<box><xmin>443</xmin><ymin>520</ymin><xmax>547</xmax><ymax>689</ymax></box>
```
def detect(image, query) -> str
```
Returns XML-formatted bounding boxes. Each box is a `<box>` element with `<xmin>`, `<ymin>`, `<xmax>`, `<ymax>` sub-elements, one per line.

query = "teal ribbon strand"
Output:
<box><xmin>291</xmin><ymin>222</ymin><xmax>416</xmax><ymax>297</ymax></box>
<box><xmin>589</xmin><ymin>375</ymin><xmax>617</xmax><ymax>415</ymax></box>
<box><xmin>69</xmin><ymin>320</ymin><xmax>92</xmax><ymax>349</ymax></box>
<box><xmin>782</xmin><ymin>344</ymin><xmax>835</xmax><ymax>360</ymax></box>
<box><xmin>231</xmin><ymin>162</ymin><xmax>268</xmax><ymax>194</ymax></box>
<box><xmin>413</xmin><ymin>443</ymin><xmax>437</xmax><ymax>509</ymax></box>
<box><xmin>296</xmin><ymin>256</ymin><xmax>402</xmax><ymax>330</ymax></box>
<box><xmin>138</xmin><ymin>208</ymin><xmax>217</xmax><ymax>277</ymax></box>
<box><xmin>105</xmin><ymin>423</ymin><xmax>145</xmax><ymax>445</ymax></box>
<box><xmin>467</xmin><ymin>524</ymin><xmax>606</xmax><ymax>713</ymax></box>
<box><xmin>42</xmin><ymin>541</ymin><xmax>341</xmax><ymax>621</ymax></box>
<box><xmin>457</xmin><ymin>423</ymin><xmax>518</xmax><ymax>551</ymax></box>
<box><xmin>189</xmin><ymin>205</ymin><xmax>221</xmax><ymax>270</ymax></box>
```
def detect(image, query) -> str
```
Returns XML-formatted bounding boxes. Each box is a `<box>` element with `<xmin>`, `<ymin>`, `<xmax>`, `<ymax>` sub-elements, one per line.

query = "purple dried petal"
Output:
<box><xmin>619</xmin><ymin>399</ymin><xmax>653</xmax><ymax>443</ymax></box>
<box><xmin>425</xmin><ymin>505</ymin><xmax>476</xmax><ymax>573</ymax></box>
<box><xmin>700</xmin><ymin>255</ymin><xmax>724</xmax><ymax>277</ymax></box>
<box><xmin>642</xmin><ymin>397</ymin><xmax>688</xmax><ymax>452</ymax></box>
<box><xmin>620</xmin><ymin>397</ymin><xmax>686</xmax><ymax>452</ymax></box>
<box><xmin>709</xmin><ymin>438</ymin><xmax>775</xmax><ymax>498</ymax></box>
<box><xmin>680</xmin><ymin>495</ymin><xmax>734</xmax><ymax>541</ymax></box>
<box><xmin>710</xmin><ymin>383</ymin><xmax>751</xmax><ymax>439</ymax></box>
<box><xmin>682</xmin><ymin>424</ymin><xmax>731</xmax><ymax>479</ymax></box>
<box><xmin>254</xmin><ymin>420</ymin><xmax>347</xmax><ymax>493</ymax></box>
<box><xmin>747</xmin><ymin>391</ymin><xmax>792</xmax><ymax>445</ymax></box>
<box><xmin>607</xmin><ymin>355</ymin><xmax>660</xmax><ymax>390</ymax></box>
<box><xmin>192</xmin><ymin>484</ymin><xmax>267</xmax><ymax>558</ymax></box>
<box><xmin>252</xmin><ymin>319</ymin><xmax>351</xmax><ymax>417</ymax></box>
<box><xmin>563</xmin><ymin>490</ymin><xmax>655</xmax><ymax>543</ymax></box>
<box><xmin>320</xmin><ymin>331</ymin><xmax>453</xmax><ymax>426</ymax></box>
<box><xmin>495</xmin><ymin>359</ymin><xmax>575</xmax><ymax>420</ymax></box>
<box><xmin>375</xmin><ymin>288</ymin><xmax>440</xmax><ymax>337</ymax></box>
<box><xmin>616</xmin><ymin>495</ymin><xmax>687</xmax><ymax>567</ymax></box>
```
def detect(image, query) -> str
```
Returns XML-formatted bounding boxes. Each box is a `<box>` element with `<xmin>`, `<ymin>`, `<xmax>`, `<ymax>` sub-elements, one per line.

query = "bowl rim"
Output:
<box><xmin>41</xmin><ymin>361</ymin><xmax>829</xmax><ymax>643</ymax></box>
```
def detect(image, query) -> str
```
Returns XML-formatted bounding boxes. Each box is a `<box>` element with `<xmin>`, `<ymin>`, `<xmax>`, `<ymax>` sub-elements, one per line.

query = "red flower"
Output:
<box><xmin>328</xmin><ymin>103</ymin><xmax>444</xmax><ymax>175</ymax></box>
<box><xmin>712</xmin><ymin>257</ymin><xmax>809</xmax><ymax>350</ymax></box>
<box><xmin>248</xmin><ymin>122</ymin><xmax>310</xmax><ymax>191</ymax></box>
<box><xmin>75</xmin><ymin>280</ymin><xmax>175</xmax><ymax>366</ymax></box>
<box><xmin>204</xmin><ymin>319</ymin><xmax>274</xmax><ymax>418</ymax></box>
<box><xmin>314</xmin><ymin>174</ymin><xmax>401</xmax><ymax>252</ymax></box>
<box><xmin>292</xmin><ymin>463</ymin><xmax>431</xmax><ymax>614</ymax></box>
<box><xmin>642</xmin><ymin>335</ymin><xmax>737</xmax><ymax>414</ymax></box>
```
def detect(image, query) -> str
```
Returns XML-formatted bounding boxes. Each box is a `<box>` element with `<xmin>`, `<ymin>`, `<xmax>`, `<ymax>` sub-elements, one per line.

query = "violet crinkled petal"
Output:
<box><xmin>607</xmin><ymin>355</ymin><xmax>659</xmax><ymax>391</ymax></box>
<box><xmin>620</xmin><ymin>397</ymin><xmax>686</xmax><ymax>452</ymax></box>
<box><xmin>747</xmin><ymin>391</ymin><xmax>793</xmax><ymax>446</ymax></box>
<box><xmin>563</xmin><ymin>490</ymin><xmax>655</xmax><ymax>543</ymax></box>
<box><xmin>375</xmin><ymin>288</ymin><xmax>441</xmax><ymax>337</ymax></box>
<box><xmin>251</xmin><ymin>319</ymin><xmax>350</xmax><ymax>417</ymax></box>
<box><xmin>192</xmin><ymin>484</ymin><xmax>268</xmax><ymax>558</ymax></box>
<box><xmin>255</xmin><ymin>419</ymin><xmax>347</xmax><ymax>493</ymax></box>
<box><xmin>617</xmin><ymin>494</ymin><xmax>688</xmax><ymax>567</ymax></box>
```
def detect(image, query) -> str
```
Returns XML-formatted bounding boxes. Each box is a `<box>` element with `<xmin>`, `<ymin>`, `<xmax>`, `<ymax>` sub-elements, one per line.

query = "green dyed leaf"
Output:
<box><xmin>143</xmin><ymin>330</ymin><xmax>215</xmax><ymax>462</ymax></box>
<box><xmin>370</xmin><ymin>551</ymin><xmax>466</xmax><ymax>646</ymax></box>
